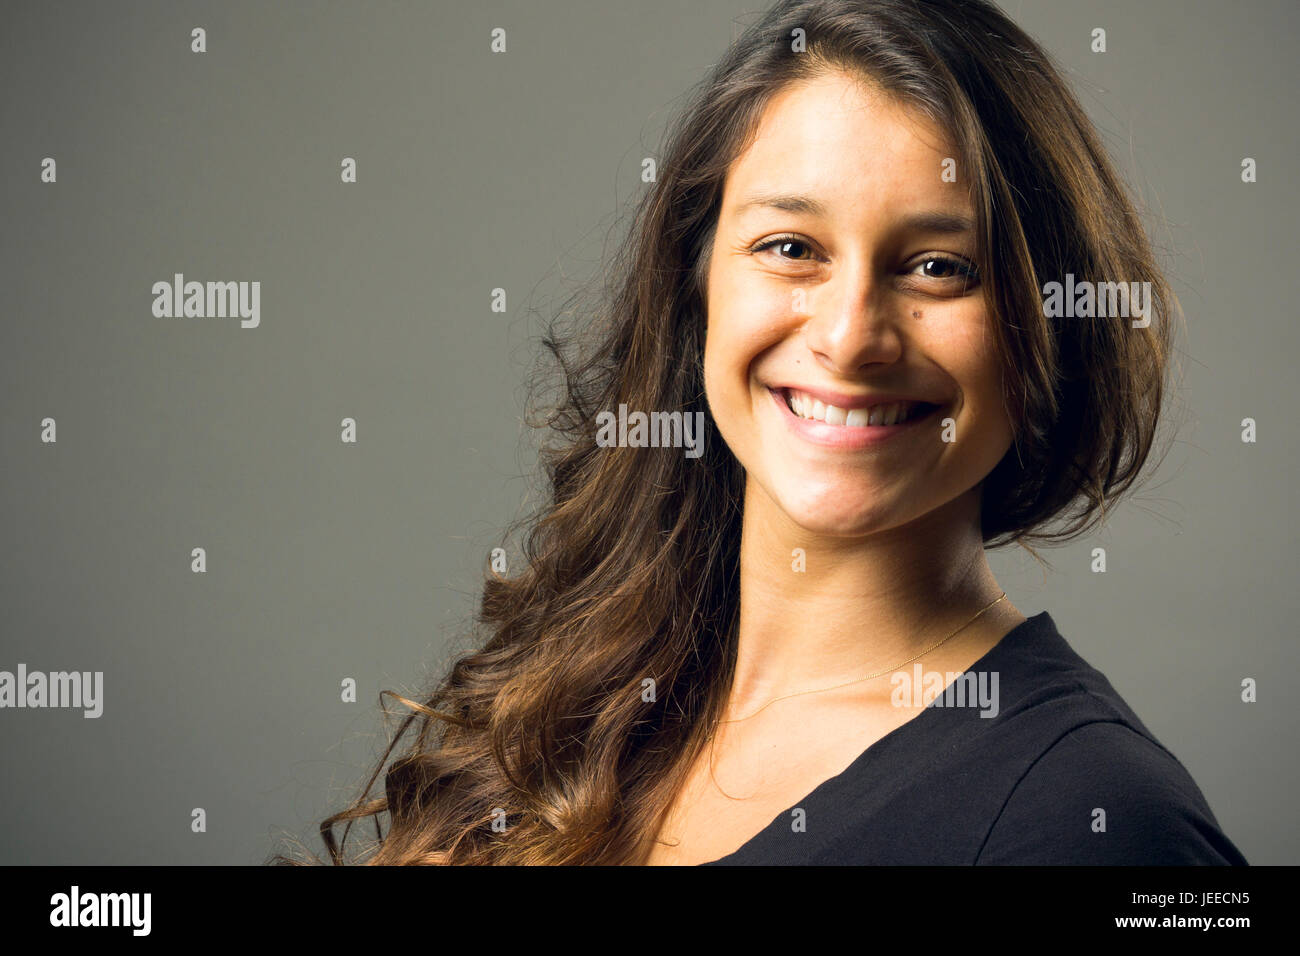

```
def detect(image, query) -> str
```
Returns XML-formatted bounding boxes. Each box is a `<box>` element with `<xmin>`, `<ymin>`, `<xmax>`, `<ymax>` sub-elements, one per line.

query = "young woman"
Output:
<box><xmin>294</xmin><ymin>0</ymin><xmax>1247</xmax><ymax>865</ymax></box>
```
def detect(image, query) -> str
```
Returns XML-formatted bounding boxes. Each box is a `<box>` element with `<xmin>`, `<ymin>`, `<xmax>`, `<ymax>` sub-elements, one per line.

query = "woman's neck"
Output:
<box><xmin>727</xmin><ymin>480</ymin><xmax>1019</xmax><ymax>717</ymax></box>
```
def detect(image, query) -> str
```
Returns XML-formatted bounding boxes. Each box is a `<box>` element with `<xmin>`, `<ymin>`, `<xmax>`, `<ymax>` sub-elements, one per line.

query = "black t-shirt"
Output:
<box><xmin>701</xmin><ymin>610</ymin><xmax>1248</xmax><ymax>865</ymax></box>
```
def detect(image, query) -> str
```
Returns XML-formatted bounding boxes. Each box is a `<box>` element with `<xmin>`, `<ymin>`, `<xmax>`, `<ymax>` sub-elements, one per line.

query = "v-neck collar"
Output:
<box><xmin>697</xmin><ymin>610</ymin><xmax>1056</xmax><ymax>865</ymax></box>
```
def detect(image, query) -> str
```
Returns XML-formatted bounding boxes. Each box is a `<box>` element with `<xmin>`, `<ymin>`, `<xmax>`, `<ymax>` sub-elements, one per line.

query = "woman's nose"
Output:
<box><xmin>798</xmin><ymin>263</ymin><xmax>905</xmax><ymax>375</ymax></box>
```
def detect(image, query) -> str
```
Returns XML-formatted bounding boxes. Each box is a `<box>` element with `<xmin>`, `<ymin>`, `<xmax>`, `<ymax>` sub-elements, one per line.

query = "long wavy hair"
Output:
<box><xmin>274</xmin><ymin>0</ymin><xmax>1176</xmax><ymax>865</ymax></box>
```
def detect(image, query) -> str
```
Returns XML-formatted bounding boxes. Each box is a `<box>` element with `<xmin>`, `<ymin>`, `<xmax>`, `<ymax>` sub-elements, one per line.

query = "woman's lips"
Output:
<box><xmin>768</xmin><ymin>386</ymin><xmax>942</xmax><ymax>449</ymax></box>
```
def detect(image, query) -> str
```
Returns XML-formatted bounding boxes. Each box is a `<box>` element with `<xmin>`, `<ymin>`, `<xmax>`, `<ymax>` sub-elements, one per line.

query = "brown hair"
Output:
<box><xmin>272</xmin><ymin>0</ymin><xmax>1176</xmax><ymax>865</ymax></box>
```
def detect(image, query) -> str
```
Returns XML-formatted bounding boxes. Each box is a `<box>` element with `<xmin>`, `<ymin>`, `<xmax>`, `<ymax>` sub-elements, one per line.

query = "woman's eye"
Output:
<box><xmin>753</xmin><ymin>236</ymin><xmax>818</xmax><ymax>261</ymax></box>
<box><xmin>914</xmin><ymin>256</ymin><xmax>978</xmax><ymax>281</ymax></box>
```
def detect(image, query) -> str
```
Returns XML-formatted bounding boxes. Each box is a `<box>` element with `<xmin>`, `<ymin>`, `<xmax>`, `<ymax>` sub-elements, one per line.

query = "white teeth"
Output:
<box><xmin>784</xmin><ymin>390</ymin><xmax>924</xmax><ymax>427</ymax></box>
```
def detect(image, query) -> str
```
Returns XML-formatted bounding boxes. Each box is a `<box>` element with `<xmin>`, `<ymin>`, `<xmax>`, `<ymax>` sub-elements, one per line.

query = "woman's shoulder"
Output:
<box><xmin>973</xmin><ymin>718</ymin><xmax>1248</xmax><ymax>864</ymax></box>
<box><xmin>968</xmin><ymin>611</ymin><xmax>1247</xmax><ymax>865</ymax></box>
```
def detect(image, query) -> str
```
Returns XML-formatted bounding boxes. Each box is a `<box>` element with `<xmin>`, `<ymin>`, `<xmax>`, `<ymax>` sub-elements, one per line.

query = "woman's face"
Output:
<box><xmin>702</xmin><ymin>70</ymin><xmax>1013</xmax><ymax>539</ymax></box>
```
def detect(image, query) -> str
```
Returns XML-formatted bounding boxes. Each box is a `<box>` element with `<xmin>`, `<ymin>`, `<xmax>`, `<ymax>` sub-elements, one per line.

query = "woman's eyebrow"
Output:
<box><xmin>900</xmin><ymin>211</ymin><xmax>975</xmax><ymax>235</ymax></box>
<box><xmin>734</xmin><ymin>192</ymin><xmax>829</xmax><ymax>217</ymax></box>
<box><xmin>734</xmin><ymin>194</ymin><xmax>974</xmax><ymax>235</ymax></box>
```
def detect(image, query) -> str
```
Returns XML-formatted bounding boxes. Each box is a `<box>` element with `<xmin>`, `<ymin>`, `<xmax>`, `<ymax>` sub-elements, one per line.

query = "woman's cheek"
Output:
<box><xmin>944</xmin><ymin>308</ymin><xmax>1014</xmax><ymax>459</ymax></box>
<box><xmin>701</xmin><ymin>306</ymin><xmax>743</xmax><ymax>447</ymax></box>
<box><xmin>706</xmin><ymin>284</ymin><xmax>759</xmax><ymax>393</ymax></box>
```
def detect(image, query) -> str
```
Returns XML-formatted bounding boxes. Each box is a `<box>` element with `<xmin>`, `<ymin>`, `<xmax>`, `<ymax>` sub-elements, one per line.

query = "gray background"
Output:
<box><xmin>0</xmin><ymin>0</ymin><xmax>1294</xmax><ymax>865</ymax></box>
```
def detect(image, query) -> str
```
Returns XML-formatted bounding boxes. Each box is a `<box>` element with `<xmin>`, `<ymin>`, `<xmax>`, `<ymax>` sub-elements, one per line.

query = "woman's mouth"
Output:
<box><xmin>768</xmin><ymin>387</ymin><xmax>944</xmax><ymax>450</ymax></box>
<box><xmin>779</xmin><ymin>388</ymin><xmax>940</xmax><ymax>427</ymax></box>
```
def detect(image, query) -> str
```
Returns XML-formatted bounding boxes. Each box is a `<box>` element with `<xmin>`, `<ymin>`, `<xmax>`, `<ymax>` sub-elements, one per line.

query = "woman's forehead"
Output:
<box><xmin>721</xmin><ymin>72</ymin><xmax>968</xmax><ymax>217</ymax></box>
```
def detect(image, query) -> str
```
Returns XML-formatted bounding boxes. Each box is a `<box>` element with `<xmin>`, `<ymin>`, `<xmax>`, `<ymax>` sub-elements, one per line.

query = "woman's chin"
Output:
<box><xmin>771</xmin><ymin>488</ymin><xmax>903</xmax><ymax>538</ymax></box>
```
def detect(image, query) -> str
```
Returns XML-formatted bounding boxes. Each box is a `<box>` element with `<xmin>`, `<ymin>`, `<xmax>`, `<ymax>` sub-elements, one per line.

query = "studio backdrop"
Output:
<box><xmin>0</xmin><ymin>0</ymin><xmax>1295</xmax><ymax>864</ymax></box>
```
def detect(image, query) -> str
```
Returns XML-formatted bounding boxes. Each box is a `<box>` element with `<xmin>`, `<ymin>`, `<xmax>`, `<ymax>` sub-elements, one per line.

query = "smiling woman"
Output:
<box><xmin>278</xmin><ymin>0</ymin><xmax>1247</xmax><ymax>866</ymax></box>
<box><xmin>703</xmin><ymin>73</ymin><xmax>1011</xmax><ymax>541</ymax></box>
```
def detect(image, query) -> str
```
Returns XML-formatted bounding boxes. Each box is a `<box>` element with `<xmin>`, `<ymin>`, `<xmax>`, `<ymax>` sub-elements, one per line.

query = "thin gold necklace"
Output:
<box><xmin>705</xmin><ymin>592</ymin><xmax>1007</xmax><ymax>800</ymax></box>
